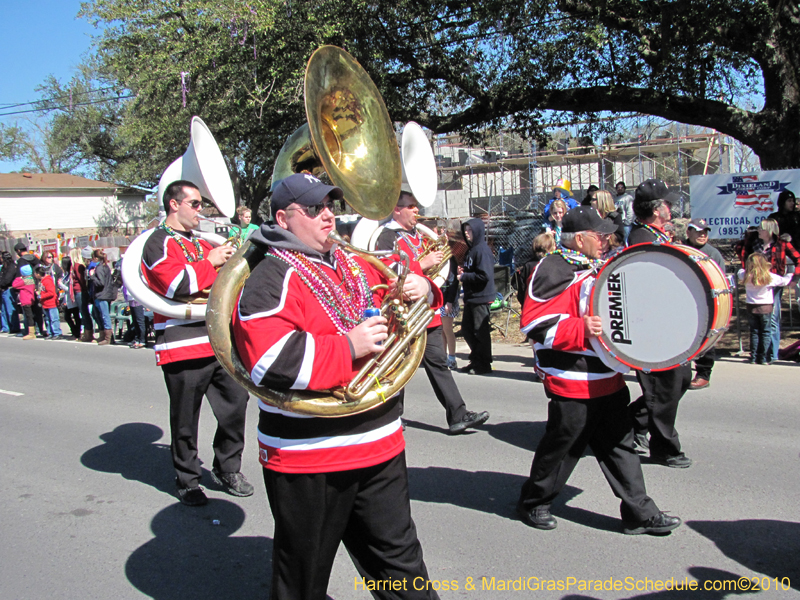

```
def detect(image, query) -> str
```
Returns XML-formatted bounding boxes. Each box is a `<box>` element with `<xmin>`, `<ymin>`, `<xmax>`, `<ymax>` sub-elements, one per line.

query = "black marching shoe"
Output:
<box><xmin>449</xmin><ymin>411</ymin><xmax>490</xmax><ymax>434</ymax></box>
<box><xmin>177</xmin><ymin>486</ymin><xmax>209</xmax><ymax>507</ymax></box>
<box><xmin>650</xmin><ymin>452</ymin><xmax>693</xmax><ymax>469</ymax></box>
<box><xmin>623</xmin><ymin>511</ymin><xmax>682</xmax><ymax>535</ymax></box>
<box><xmin>211</xmin><ymin>469</ymin><xmax>255</xmax><ymax>497</ymax></box>
<box><xmin>517</xmin><ymin>503</ymin><xmax>558</xmax><ymax>530</ymax></box>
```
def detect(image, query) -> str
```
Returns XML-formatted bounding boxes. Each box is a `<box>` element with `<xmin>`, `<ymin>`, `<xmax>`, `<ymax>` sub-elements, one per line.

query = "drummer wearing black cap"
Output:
<box><xmin>517</xmin><ymin>206</ymin><xmax>681</xmax><ymax>536</ymax></box>
<box><xmin>628</xmin><ymin>179</ymin><xmax>693</xmax><ymax>468</ymax></box>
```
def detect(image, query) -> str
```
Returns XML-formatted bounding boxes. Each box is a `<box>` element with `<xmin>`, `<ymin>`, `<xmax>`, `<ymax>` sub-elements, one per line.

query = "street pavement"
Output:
<box><xmin>0</xmin><ymin>334</ymin><xmax>798</xmax><ymax>599</ymax></box>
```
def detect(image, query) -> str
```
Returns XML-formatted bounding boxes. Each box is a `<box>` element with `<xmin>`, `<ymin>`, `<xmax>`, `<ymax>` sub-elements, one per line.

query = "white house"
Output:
<box><xmin>0</xmin><ymin>173</ymin><xmax>150</xmax><ymax>238</ymax></box>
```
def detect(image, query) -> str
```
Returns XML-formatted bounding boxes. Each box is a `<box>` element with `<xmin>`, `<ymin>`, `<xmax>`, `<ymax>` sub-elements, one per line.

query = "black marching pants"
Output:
<box><xmin>162</xmin><ymin>356</ymin><xmax>249</xmax><ymax>489</ymax></box>
<box><xmin>518</xmin><ymin>387</ymin><xmax>659</xmax><ymax>523</ymax></box>
<box><xmin>421</xmin><ymin>326</ymin><xmax>467</xmax><ymax>426</ymax></box>
<box><xmin>263</xmin><ymin>452</ymin><xmax>440</xmax><ymax>600</ymax></box>
<box><xmin>630</xmin><ymin>364</ymin><xmax>691</xmax><ymax>457</ymax></box>
<box><xmin>462</xmin><ymin>302</ymin><xmax>492</xmax><ymax>370</ymax></box>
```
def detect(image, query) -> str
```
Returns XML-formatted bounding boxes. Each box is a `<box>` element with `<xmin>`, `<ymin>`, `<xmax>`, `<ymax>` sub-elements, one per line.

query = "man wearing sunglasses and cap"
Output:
<box><xmin>517</xmin><ymin>206</ymin><xmax>681</xmax><ymax>536</ymax></box>
<box><xmin>627</xmin><ymin>179</ymin><xmax>693</xmax><ymax>469</ymax></box>
<box><xmin>375</xmin><ymin>190</ymin><xmax>490</xmax><ymax>434</ymax></box>
<box><xmin>143</xmin><ymin>180</ymin><xmax>252</xmax><ymax>506</ymax></box>
<box><xmin>233</xmin><ymin>173</ymin><xmax>442</xmax><ymax>599</ymax></box>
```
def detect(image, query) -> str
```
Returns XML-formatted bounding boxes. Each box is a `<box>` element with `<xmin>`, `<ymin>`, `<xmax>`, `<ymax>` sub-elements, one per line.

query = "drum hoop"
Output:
<box><xmin>588</xmin><ymin>243</ymin><xmax>719</xmax><ymax>372</ymax></box>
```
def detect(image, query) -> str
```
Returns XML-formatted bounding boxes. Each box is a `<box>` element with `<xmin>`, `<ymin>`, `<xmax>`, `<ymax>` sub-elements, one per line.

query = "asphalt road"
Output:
<box><xmin>1</xmin><ymin>334</ymin><xmax>798</xmax><ymax>599</ymax></box>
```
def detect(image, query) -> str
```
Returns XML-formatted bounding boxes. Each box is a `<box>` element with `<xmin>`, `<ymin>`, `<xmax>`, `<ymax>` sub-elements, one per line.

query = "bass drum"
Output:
<box><xmin>121</xmin><ymin>227</ymin><xmax>227</xmax><ymax>321</ymax></box>
<box><xmin>588</xmin><ymin>243</ymin><xmax>732</xmax><ymax>373</ymax></box>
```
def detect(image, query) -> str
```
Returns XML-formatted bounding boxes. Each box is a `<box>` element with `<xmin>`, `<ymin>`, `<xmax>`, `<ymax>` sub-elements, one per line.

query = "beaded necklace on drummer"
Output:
<box><xmin>633</xmin><ymin>220</ymin><xmax>671</xmax><ymax>244</ymax></box>
<box><xmin>270</xmin><ymin>248</ymin><xmax>373</xmax><ymax>334</ymax></box>
<box><xmin>550</xmin><ymin>246</ymin><xmax>606</xmax><ymax>270</ymax></box>
<box><xmin>159</xmin><ymin>223</ymin><xmax>204</xmax><ymax>262</ymax></box>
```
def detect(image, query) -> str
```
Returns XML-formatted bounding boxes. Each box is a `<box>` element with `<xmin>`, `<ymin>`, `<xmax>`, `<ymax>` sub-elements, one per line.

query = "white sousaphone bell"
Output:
<box><xmin>351</xmin><ymin>122</ymin><xmax>450</xmax><ymax>285</ymax></box>
<box><xmin>122</xmin><ymin>116</ymin><xmax>235</xmax><ymax>320</ymax></box>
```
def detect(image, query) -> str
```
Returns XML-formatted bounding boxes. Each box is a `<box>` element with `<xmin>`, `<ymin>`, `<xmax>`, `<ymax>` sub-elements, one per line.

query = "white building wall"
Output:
<box><xmin>0</xmin><ymin>190</ymin><xmax>146</xmax><ymax>231</ymax></box>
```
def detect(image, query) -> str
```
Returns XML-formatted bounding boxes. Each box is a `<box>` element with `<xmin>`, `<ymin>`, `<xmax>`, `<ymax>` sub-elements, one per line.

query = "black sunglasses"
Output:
<box><xmin>285</xmin><ymin>199</ymin><xmax>337</xmax><ymax>218</ymax></box>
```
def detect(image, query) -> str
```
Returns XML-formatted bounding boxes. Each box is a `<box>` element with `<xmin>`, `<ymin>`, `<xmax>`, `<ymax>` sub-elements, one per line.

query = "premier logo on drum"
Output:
<box><xmin>606</xmin><ymin>273</ymin><xmax>632</xmax><ymax>345</ymax></box>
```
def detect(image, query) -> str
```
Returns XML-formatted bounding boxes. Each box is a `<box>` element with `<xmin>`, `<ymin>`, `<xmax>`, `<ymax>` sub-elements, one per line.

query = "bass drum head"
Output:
<box><xmin>591</xmin><ymin>244</ymin><xmax>712</xmax><ymax>371</ymax></box>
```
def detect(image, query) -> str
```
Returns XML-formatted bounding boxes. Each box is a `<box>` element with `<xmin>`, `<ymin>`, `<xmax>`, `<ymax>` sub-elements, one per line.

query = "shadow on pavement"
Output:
<box><xmin>688</xmin><ymin>519</ymin><xmax>800</xmax><ymax>591</ymax></box>
<box><xmin>126</xmin><ymin>499</ymin><xmax>274</xmax><ymax>599</ymax></box>
<box><xmin>484</xmin><ymin>419</ymin><xmax>547</xmax><ymax>452</ymax></box>
<box><xmin>80</xmin><ymin>422</ymin><xmax>175</xmax><ymax>494</ymax></box>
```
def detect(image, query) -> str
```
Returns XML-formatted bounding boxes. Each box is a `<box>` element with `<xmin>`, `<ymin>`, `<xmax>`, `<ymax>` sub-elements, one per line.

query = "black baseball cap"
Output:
<box><xmin>634</xmin><ymin>179</ymin><xmax>681</xmax><ymax>206</ymax></box>
<box><xmin>688</xmin><ymin>218</ymin><xmax>711</xmax><ymax>231</ymax></box>
<box><xmin>271</xmin><ymin>173</ymin><xmax>344</xmax><ymax>218</ymax></box>
<box><xmin>561</xmin><ymin>206</ymin><xmax>618</xmax><ymax>234</ymax></box>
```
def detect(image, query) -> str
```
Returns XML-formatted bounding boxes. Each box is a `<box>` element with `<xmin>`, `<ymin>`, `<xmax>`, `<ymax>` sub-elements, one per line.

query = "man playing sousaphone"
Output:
<box><xmin>375</xmin><ymin>189</ymin><xmax>490</xmax><ymax>434</ymax></box>
<box><xmin>142</xmin><ymin>180</ymin><xmax>252</xmax><ymax>506</ymax></box>
<box><xmin>517</xmin><ymin>206</ymin><xmax>681</xmax><ymax>535</ymax></box>
<box><xmin>232</xmin><ymin>173</ymin><xmax>442</xmax><ymax>599</ymax></box>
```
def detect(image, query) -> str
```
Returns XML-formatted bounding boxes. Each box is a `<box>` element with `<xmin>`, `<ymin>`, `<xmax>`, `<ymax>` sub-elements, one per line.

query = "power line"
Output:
<box><xmin>0</xmin><ymin>95</ymin><xmax>135</xmax><ymax>118</ymax></box>
<box><xmin>0</xmin><ymin>84</ymin><xmax>125</xmax><ymax>111</ymax></box>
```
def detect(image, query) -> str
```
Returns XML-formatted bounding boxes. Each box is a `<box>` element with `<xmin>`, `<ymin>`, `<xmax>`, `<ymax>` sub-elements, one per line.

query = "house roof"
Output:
<box><xmin>0</xmin><ymin>173</ymin><xmax>144</xmax><ymax>194</ymax></box>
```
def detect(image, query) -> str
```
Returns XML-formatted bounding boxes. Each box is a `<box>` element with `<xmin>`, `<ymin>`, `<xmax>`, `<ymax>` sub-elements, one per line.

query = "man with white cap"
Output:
<box><xmin>685</xmin><ymin>218</ymin><xmax>726</xmax><ymax>389</ymax></box>
<box><xmin>518</xmin><ymin>206</ymin><xmax>681</xmax><ymax>535</ymax></box>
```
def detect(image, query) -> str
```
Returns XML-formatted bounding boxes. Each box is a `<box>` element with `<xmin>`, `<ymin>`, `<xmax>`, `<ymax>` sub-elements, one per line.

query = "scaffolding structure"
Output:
<box><xmin>431</xmin><ymin>126</ymin><xmax>733</xmax><ymax>219</ymax></box>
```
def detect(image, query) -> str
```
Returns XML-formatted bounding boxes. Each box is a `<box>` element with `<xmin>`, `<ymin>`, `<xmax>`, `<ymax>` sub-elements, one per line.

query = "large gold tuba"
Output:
<box><xmin>206</xmin><ymin>46</ymin><xmax>432</xmax><ymax>417</ymax></box>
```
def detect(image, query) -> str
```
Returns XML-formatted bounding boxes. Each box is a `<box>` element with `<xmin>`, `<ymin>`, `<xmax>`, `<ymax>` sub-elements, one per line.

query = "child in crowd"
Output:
<box><xmin>35</xmin><ymin>265</ymin><xmax>63</xmax><ymax>340</ymax></box>
<box><xmin>515</xmin><ymin>233</ymin><xmax>557</xmax><ymax>382</ymax></box>
<box><xmin>738</xmin><ymin>253</ymin><xmax>792</xmax><ymax>364</ymax></box>
<box><xmin>12</xmin><ymin>264</ymin><xmax>36</xmax><ymax>340</ymax></box>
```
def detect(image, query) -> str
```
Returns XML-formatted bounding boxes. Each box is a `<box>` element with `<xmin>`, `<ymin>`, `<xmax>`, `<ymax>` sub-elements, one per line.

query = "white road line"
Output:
<box><xmin>0</xmin><ymin>389</ymin><xmax>24</xmax><ymax>397</ymax></box>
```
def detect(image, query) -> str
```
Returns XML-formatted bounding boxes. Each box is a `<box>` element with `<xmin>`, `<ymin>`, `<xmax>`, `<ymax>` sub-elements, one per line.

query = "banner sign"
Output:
<box><xmin>690</xmin><ymin>170</ymin><xmax>800</xmax><ymax>238</ymax></box>
<box><xmin>41</xmin><ymin>242</ymin><xmax>59</xmax><ymax>257</ymax></box>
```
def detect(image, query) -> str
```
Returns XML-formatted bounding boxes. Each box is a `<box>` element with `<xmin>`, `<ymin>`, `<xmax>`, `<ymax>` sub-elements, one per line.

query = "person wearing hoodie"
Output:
<box><xmin>142</xmin><ymin>179</ymin><xmax>252</xmax><ymax>507</ymax></box>
<box><xmin>14</xmin><ymin>242</ymin><xmax>45</xmax><ymax>336</ymax></box>
<box><xmin>232</xmin><ymin>173</ymin><xmax>441</xmax><ymax>600</ymax></box>
<box><xmin>12</xmin><ymin>264</ymin><xmax>36</xmax><ymax>340</ymax></box>
<box><xmin>458</xmin><ymin>217</ymin><xmax>496</xmax><ymax>374</ymax></box>
<box><xmin>0</xmin><ymin>251</ymin><xmax>21</xmax><ymax>334</ymax></box>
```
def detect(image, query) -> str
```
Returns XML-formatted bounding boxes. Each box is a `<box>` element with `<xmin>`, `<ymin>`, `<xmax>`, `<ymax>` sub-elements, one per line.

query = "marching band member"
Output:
<box><xmin>232</xmin><ymin>173</ymin><xmax>441</xmax><ymax>600</ymax></box>
<box><xmin>375</xmin><ymin>191</ymin><xmax>490</xmax><ymax>434</ymax></box>
<box><xmin>517</xmin><ymin>206</ymin><xmax>681</xmax><ymax>535</ymax></box>
<box><xmin>143</xmin><ymin>180</ymin><xmax>252</xmax><ymax>506</ymax></box>
<box><xmin>627</xmin><ymin>179</ymin><xmax>693</xmax><ymax>468</ymax></box>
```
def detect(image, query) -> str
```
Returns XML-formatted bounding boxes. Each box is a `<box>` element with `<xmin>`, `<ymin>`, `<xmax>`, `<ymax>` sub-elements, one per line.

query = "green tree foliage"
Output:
<box><xmin>338</xmin><ymin>0</ymin><xmax>797</xmax><ymax>170</ymax></box>
<box><xmin>70</xmin><ymin>0</ymin><xmax>798</xmax><ymax>210</ymax></box>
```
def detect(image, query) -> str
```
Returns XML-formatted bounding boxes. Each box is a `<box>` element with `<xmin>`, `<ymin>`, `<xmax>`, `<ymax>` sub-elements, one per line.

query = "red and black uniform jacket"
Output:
<box><xmin>232</xmin><ymin>225</ymin><xmax>442</xmax><ymax>474</ymax></box>
<box><xmin>375</xmin><ymin>221</ymin><xmax>442</xmax><ymax>329</ymax></box>
<box><xmin>520</xmin><ymin>253</ymin><xmax>624</xmax><ymax>399</ymax></box>
<box><xmin>142</xmin><ymin>227</ymin><xmax>218</xmax><ymax>366</ymax></box>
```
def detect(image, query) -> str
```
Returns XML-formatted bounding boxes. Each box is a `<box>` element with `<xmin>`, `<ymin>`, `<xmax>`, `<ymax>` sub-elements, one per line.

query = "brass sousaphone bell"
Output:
<box><xmin>207</xmin><ymin>46</ymin><xmax>433</xmax><ymax>417</ymax></box>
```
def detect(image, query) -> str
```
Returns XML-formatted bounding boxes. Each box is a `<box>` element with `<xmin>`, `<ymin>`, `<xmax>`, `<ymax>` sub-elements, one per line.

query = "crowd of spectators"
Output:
<box><xmin>0</xmin><ymin>242</ymin><xmax>148</xmax><ymax>347</ymax></box>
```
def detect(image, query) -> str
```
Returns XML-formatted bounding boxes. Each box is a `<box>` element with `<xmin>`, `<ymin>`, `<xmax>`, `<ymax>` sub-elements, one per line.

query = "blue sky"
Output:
<box><xmin>0</xmin><ymin>0</ymin><xmax>97</xmax><ymax>170</ymax></box>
